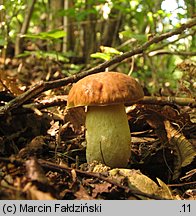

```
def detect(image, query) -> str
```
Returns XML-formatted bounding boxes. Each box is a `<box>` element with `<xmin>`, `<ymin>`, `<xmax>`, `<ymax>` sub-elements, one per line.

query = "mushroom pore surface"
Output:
<box><xmin>85</xmin><ymin>104</ymin><xmax>131</xmax><ymax>168</ymax></box>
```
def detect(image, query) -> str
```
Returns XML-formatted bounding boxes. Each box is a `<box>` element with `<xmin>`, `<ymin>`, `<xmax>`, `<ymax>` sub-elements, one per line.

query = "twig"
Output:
<box><xmin>167</xmin><ymin>181</ymin><xmax>196</xmax><ymax>187</ymax></box>
<box><xmin>136</xmin><ymin>96</ymin><xmax>196</xmax><ymax>107</ymax></box>
<box><xmin>7</xmin><ymin>95</ymin><xmax>196</xmax><ymax>116</ymax></box>
<box><xmin>24</xmin><ymin>96</ymin><xmax>196</xmax><ymax>111</ymax></box>
<box><xmin>0</xmin><ymin>81</ymin><xmax>45</xmax><ymax>115</ymax></box>
<box><xmin>147</xmin><ymin>30</ymin><xmax>195</xmax><ymax>53</ymax></box>
<box><xmin>37</xmin><ymin>159</ymin><xmax>167</xmax><ymax>200</ymax></box>
<box><xmin>0</xmin><ymin>18</ymin><xmax>195</xmax><ymax>116</ymax></box>
<box><xmin>22</xmin><ymin>95</ymin><xmax>68</xmax><ymax>111</ymax></box>
<box><xmin>148</xmin><ymin>50</ymin><xmax>196</xmax><ymax>57</ymax></box>
<box><xmin>0</xmin><ymin>156</ymin><xmax>167</xmax><ymax>199</ymax></box>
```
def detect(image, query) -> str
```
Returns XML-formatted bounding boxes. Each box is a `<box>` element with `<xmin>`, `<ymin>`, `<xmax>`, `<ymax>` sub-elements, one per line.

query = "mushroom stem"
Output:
<box><xmin>85</xmin><ymin>104</ymin><xmax>131</xmax><ymax>167</ymax></box>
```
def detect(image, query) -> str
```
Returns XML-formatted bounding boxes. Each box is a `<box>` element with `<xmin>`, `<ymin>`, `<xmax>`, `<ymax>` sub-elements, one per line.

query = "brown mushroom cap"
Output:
<box><xmin>67</xmin><ymin>72</ymin><xmax>144</xmax><ymax>108</ymax></box>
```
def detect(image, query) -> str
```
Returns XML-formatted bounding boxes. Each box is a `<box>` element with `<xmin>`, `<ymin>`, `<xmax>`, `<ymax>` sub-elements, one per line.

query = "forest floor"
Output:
<box><xmin>0</xmin><ymin>56</ymin><xmax>195</xmax><ymax>200</ymax></box>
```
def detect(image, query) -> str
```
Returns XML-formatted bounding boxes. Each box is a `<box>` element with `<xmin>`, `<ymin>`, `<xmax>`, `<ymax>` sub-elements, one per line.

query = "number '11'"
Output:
<box><xmin>182</xmin><ymin>204</ymin><xmax>191</xmax><ymax>212</ymax></box>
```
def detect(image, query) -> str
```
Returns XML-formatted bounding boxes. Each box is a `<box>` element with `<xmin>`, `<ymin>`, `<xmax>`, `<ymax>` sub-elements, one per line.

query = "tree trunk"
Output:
<box><xmin>0</xmin><ymin>0</ymin><xmax>6</xmax><ymax>61</ymax></box>
<box><xmin>48</xmin><ymin>0</ymin><xmax>64</xmax><ymax>52</ymax></box>
<box><xmin>63</xmin><ymin>0</ymin><xmax>75</xmax><ymax>53</ymax></box>
<box><xmin>101</xmin><ymin>9</ymin><xmax>123</xmax><ymax>47</ymax></box>
<box><xmin>15</xmin><ymin>0</ymin><xmax>36</xmax><ymax>56</ymax></box>
<box><xmin>83</xmin><ymin>0</ymin><xmax>97</xmax><ymax>63</ymax></box>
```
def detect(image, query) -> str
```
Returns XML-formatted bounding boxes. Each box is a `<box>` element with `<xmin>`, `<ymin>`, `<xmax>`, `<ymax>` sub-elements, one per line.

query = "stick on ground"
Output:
<box><xmin>0</xmin><ymin>18</ymin><xmax>195</xmax><ymax>116</ymax></box>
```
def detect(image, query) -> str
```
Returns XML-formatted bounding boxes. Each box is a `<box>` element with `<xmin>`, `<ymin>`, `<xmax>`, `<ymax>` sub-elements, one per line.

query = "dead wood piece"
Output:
<box><xmin>137</xmin><ymin>96</ymin><xmax>196</xmax><ymax>107</ymax></box>
<box><xmin>0</xmin><ymin>81</ymin><xmax>45</xmax><ymax>115</ymax></box>
<box><xmin>37</xmin><ymin>159</ymin><xmax>167</xmax><ymax>200</ymax></box>
<box><xmin>0</xmin><ymin>18</ymin><xmax>195</xmax><ymax>116</ymax></box>
<box><xmin>0</xmin><ymin>157</ymin><xmax>167</xmax><ymax>200</ymax></box>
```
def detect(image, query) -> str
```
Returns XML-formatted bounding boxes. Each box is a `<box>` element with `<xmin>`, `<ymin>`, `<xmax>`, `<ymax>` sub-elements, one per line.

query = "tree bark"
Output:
<box><xmin>63</xmin><ymin>0</ymin><xmax>75</xmax><ymax>52</ymax></box>
<box><xmin>101</xmin><ymin>9</ymin><xmax>122</xmax><ymax>47</ymax></box>
<box><xmin>0</xmin><ymin>0</ymin><xmax>6</xmax><ymax>62</ymax></box>
<box><xmin>83</xmin><ymin>0</ymin><xmax>97</xmax><ymax>63</ymax></box>
<box><xmin>48</xmin><ymin>0</ymin><xmax>64</xmax><ymax>52</ymax></box>
<box><xmin>15</xmin><ymin>0</ymin><xmax>36</xmax><ymax>56</ymax></box>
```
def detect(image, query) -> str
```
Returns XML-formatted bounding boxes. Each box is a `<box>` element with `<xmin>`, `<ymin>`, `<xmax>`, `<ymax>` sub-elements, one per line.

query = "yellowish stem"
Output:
<box><xmin>85</xmin><ymin>104</ymin><xmax>131</xmax><ymax>167</ymax></box>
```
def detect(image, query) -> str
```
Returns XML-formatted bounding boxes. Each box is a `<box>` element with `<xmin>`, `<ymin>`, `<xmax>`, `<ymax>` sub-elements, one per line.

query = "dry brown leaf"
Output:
<box><xmin>24</xmin><ymin>183</ymin><xmax>56</xmax><ymax>200</ymax></box>
<box><xmin>25</xmin><ymin>158</ymin><xmax>48</xmax><ymax>184</ymax></box>
<box><xmin>64</xmin><ymin>107</ymin><xmax>86</xmax><ymax>132</ymax></box>
<box><xmin>92</xmin><ymin>182</ymin><xmax>112</xmax><ymax>198</ymax></box>
<box><xmin>0</xmin><ymin>70</ymin><xmax>23</xmax><ymax>95</ymax></box>
<box><xmin>109</xmin><ymin>168</ymin><xmax>173</xmax><ymax>199</ymax></box>
<box><xmin>164</xmin><ymin>120</ymin><xmax>196</xmax><ymax>179</ymax></box>
<box><xmin>177</xmin><ymin>60</ymin><xmax>196</xmax><ymax>76</ymax></box>
<box><xmin>156</xmin><ymin>178</ymin><xmax>173</xmax><ymax>199</ymax></box>
<box><xmin>19</xmin><ymin>136</ymin><xmax>47</xmax><ymax>158</ymax></box>
<box><xmin>71</xmin><ymin>169</ymin><xmax>77</xmax><ymax>183</ymax></box>
<box><xmin>161</xmin><ymin>105</ymin><xmax>179</xmax><ymax>119</ymax></box>
<box><xmin>145</xmin><ymin>110</ymin><xmax>168</xmax><ymax>143</ymax></box>
<box><xmin>75</xmin><ymin>185</ymin><xmax>93</xmax><ymax>200</ymax></box>
<box><xmin>47</xmin><ymin>121</ymin><xmax>60</xmax><ymax>137</ymax></box>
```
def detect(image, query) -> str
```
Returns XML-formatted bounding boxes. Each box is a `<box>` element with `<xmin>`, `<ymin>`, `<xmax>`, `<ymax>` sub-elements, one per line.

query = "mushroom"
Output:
<box><xmin>67</xmin><ymin>72</ymin><xmax>144</xmax><ymax>167</ymax></box>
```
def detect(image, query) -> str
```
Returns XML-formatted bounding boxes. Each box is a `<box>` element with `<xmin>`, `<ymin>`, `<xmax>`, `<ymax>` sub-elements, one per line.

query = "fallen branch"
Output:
<box><xmin>0</xmin><ymin>156</ymin><xmax>167</xmax><ymax>200</ymax></box>
<box><xmin>137</xmin><ymin>96</ymin><xmax>196</xmax><ymax>107</ymax></box>
<box><xmin>147</xmin><ymin>30</ymin><xmax>195</xmax><ymax>53</ymax></box>
<box><xmin>0</xmin><ymin>18</ymin><xmax>195</xmax><ymax>115</ymax></box>
<box><xmin>5</xmin><ymin>95</ymin><xmax>196</xmax><ymax>117</ymax></box>
<box><xmin>148</xmin><ymin>50</ymin><xmax>196</xmax><ymax>57</ymax></box>
<box><xmin>0</xmin><ymin>82</ymin><xmax>45</xmax><ymax>115</ymax></box>
<box><xmin>22</xmin><ymin>96</ymin><xmax>196</xmax><ymax>112</ymax></box>
<box><xmin>38</xmin><ymin>159</ymin><xmax>168</xmax><ymax>200</ymax></box>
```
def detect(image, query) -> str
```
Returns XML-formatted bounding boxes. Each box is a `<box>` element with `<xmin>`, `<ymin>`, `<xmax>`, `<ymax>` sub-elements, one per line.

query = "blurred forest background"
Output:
<box><xmin>0</xmin><ymin>0</ymin><xmax>195</xmax><ymax>93</ymax></box>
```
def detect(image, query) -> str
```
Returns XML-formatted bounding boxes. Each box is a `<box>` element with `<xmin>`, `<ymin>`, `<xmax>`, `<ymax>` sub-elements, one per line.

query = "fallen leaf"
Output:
<box><xmin>109</xmin><ymin>168</ymin><xmax>173</xmax><ymax>199</ymax></box>
<box><xmin>75</xmin><ymin>185</ymin><xmax>93</xmax><ymax>200</ymax></box>
<box><xmin>164</xmin><ymin>120</ymin><xmax>196</xmax><ymax>179</ymax></box>
<box><xmin>25</xmin><ymin>158</ymin><xmax>48</xmax><ymax>184</ymax></box>
<box><xmin>24</xmin><ymin>183</ymin><xmax>56</xmax><ymax>200</ymax></box>
<box><xmin>92</xmin><ymin>182</ymin><xmax>112</xmax><ymax>198</ymax></box>
<box><xmin>0</xmin><ymin>70</ymin><xmax>23</xmax><ymax>95</ymax></box>
<box><xmin>64</xmin><ymin>107</ymin><xmax>86</xmax><ymax>133</ymax></box>
<box><xmin>19</xmin><ymin>136</ymin><xmax>47</xmax><ymax>158</ymax></box>
<box><xmin>47</xmin><ymin>121</ymin><xmax>60</xmax><ymax>136</ymax></box>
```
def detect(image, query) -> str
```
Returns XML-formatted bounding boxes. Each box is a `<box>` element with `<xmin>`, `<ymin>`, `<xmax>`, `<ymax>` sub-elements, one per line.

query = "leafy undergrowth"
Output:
<box><xmin>0</xmin><ymin>57</ymin><xmax>195</xmax><ymax>200</ymax></box>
